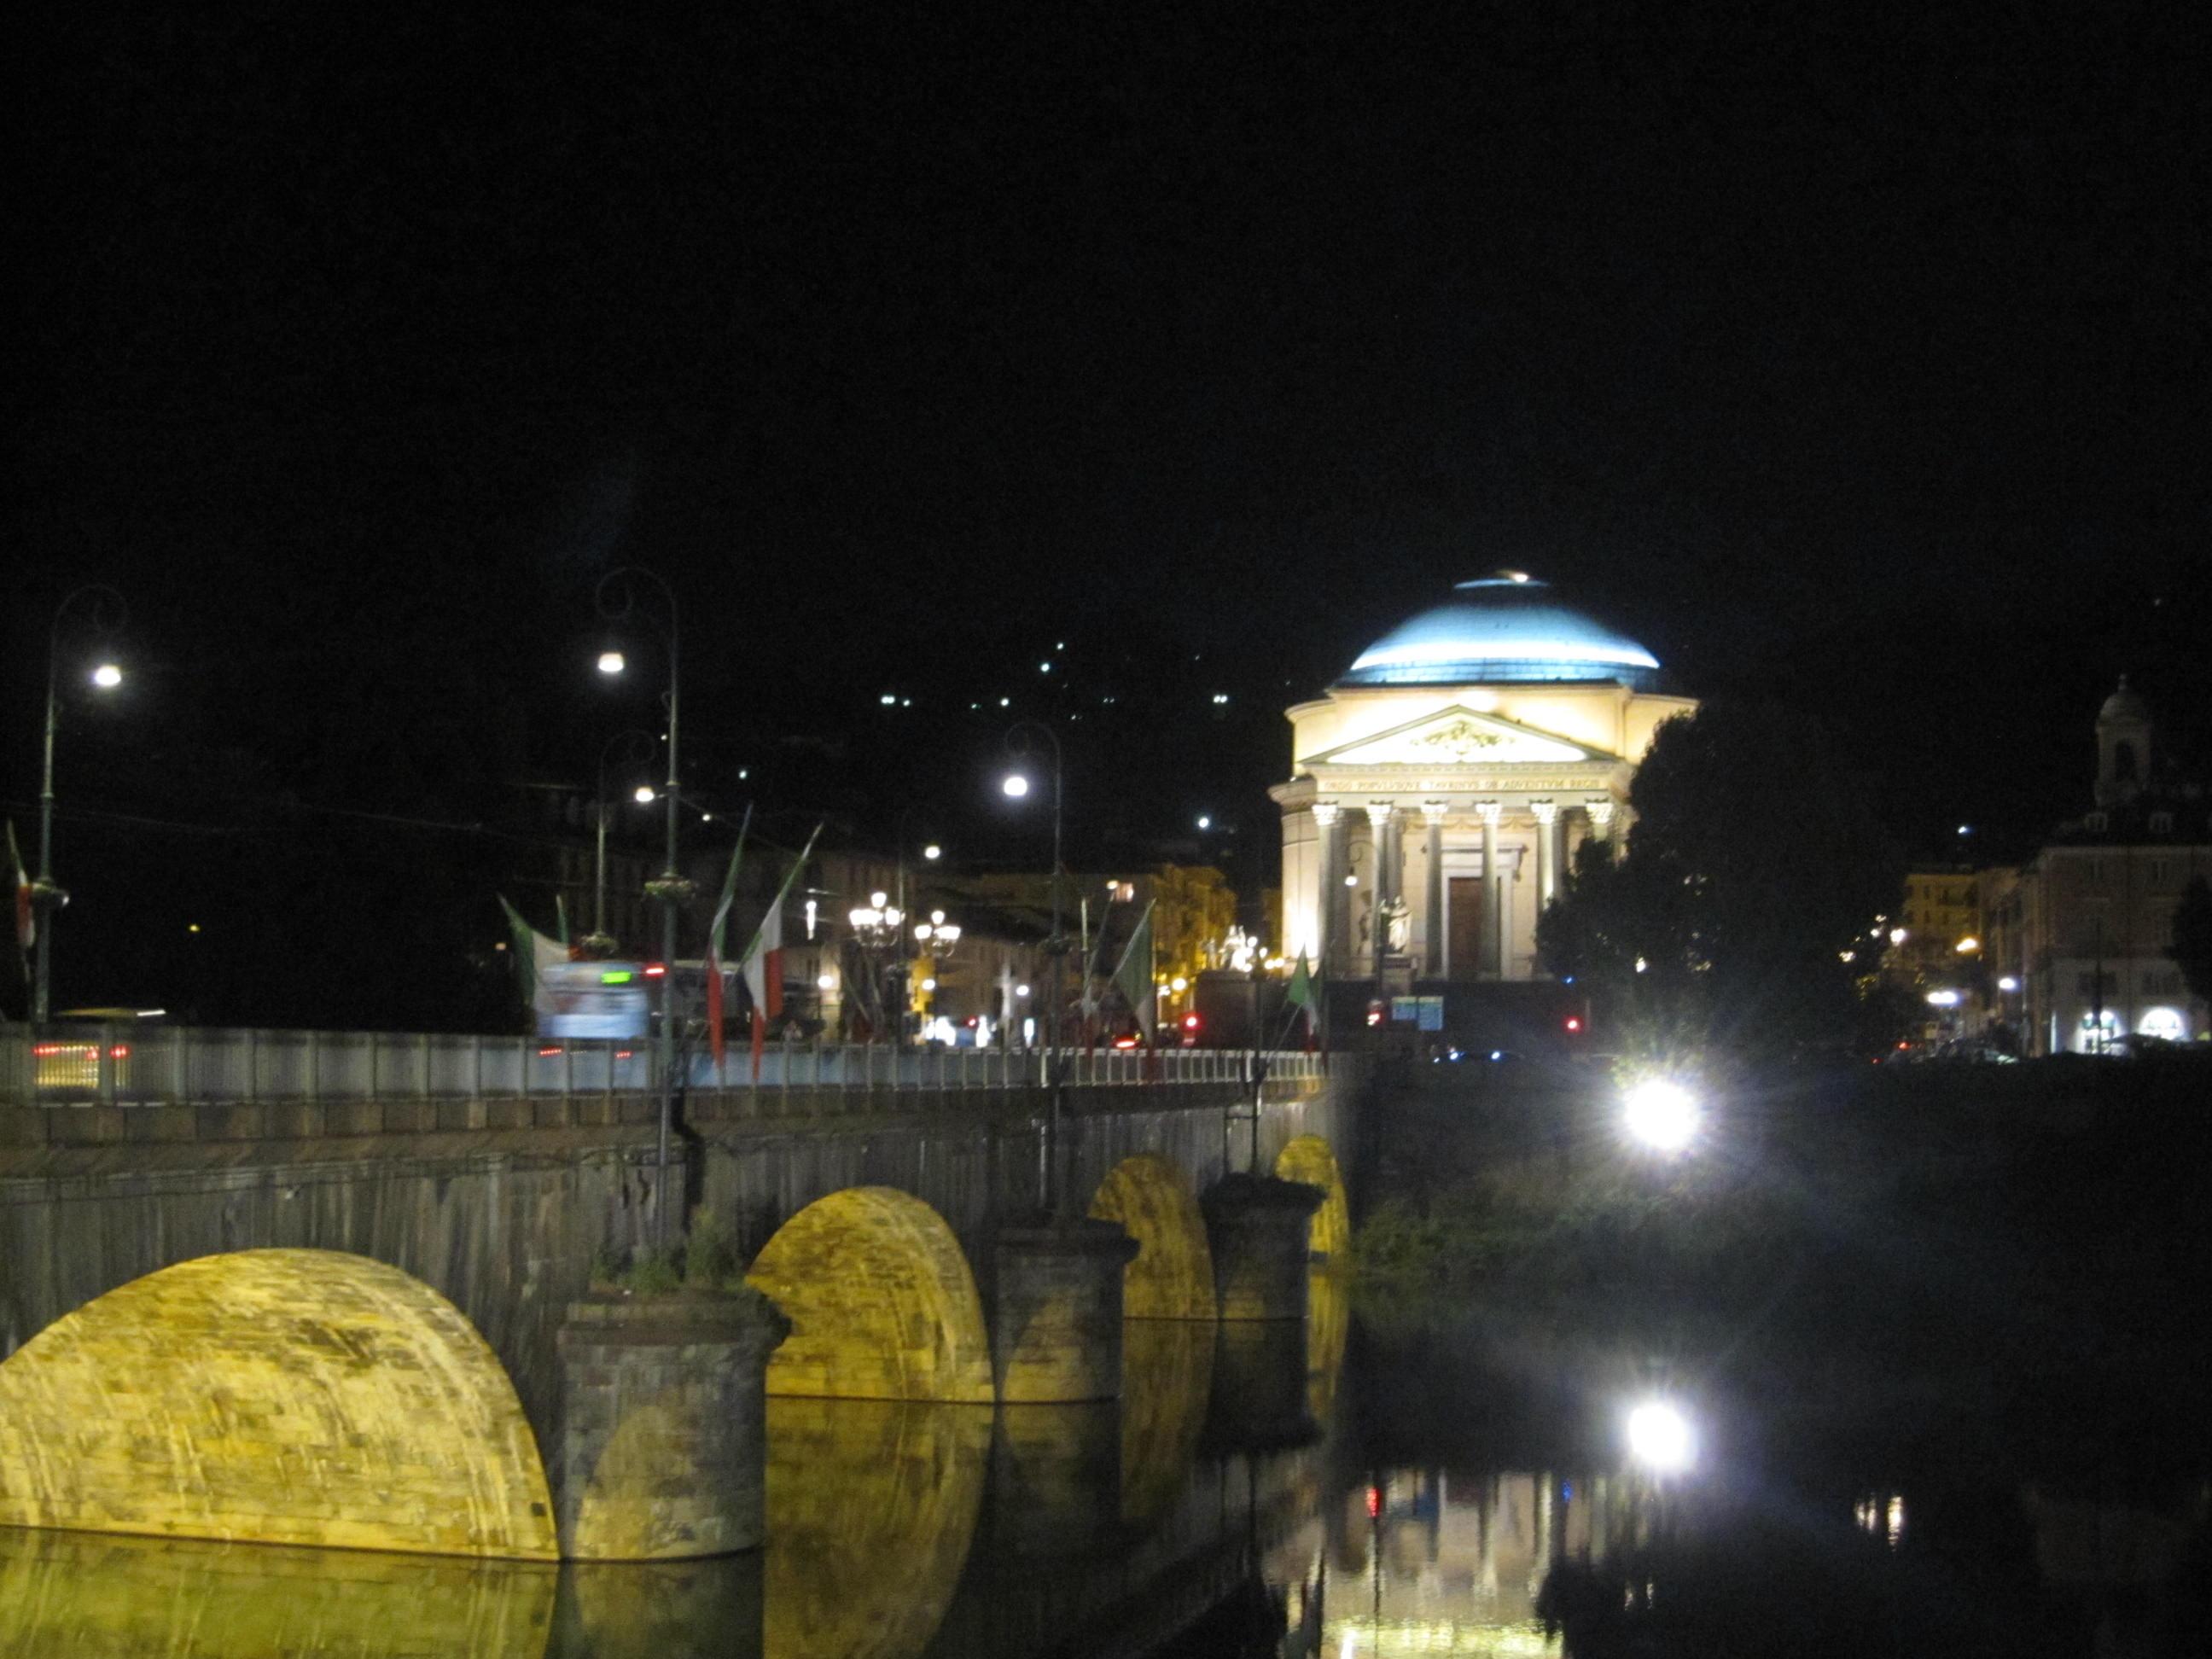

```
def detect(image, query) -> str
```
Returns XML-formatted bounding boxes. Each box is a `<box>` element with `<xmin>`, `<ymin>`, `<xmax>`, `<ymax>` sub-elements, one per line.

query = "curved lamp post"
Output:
<box><xmin>582</xmin><ymin>727</ymin><xmax>658</xmax><ymax>958</ymax></box>
<box><xmin>34</xmin><ymin>585</ymin><xmax>127</xmax><ymax>1023</ymax></box>
<box><xmin>595</xmin><ymin>568</ymin><xmax>690</xmax><ymax>1248</ymax></box>
<box><xmin>1000</xmin><ymin>719</ymin><xmax>1068</xmax><ymax>1215</ymax></box>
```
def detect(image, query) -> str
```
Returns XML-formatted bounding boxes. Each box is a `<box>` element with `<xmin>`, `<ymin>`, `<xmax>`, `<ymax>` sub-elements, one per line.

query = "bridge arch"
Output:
<box><xmin>1086</xmin><ymin>1152</ymin><xmax>1217</xmax><ymax>1320</ymax></box>
<box><xmin>747</xmin><ymin>1187</ymin><xmax>994</xmax><ymax>1402</ymax></box>
<box><xmin>1272</xmin><ymin>1135</ymin><xmax>1352</xmax><ymax>1262</ymax></box>
<box><xmin>0</xmin><ymin>1249</ymin><xmax>556</xmax><ymax>1558</ymax></box>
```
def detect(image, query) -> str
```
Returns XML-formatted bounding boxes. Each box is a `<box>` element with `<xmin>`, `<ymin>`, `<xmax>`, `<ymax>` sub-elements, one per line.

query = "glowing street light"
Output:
<box><xmin>922</xmin><ymin>842</ymin><xmax>942</xmax><ymax>861</ymax></box>
<box><xmin>597</xmin><ymin>650</ymin><xmax>626</xmax><ymax>676</ymax></box>
<box><xmin>1001</xmin><ymin>771</ymin><xmax>1031</xmax><ymax>799</ymax></box>
<box><xmin>1627</xmin><ymin>1399</ymin><xmax>1697</xmax><ymax>1474</ymax></box>
<box><xmin>1998</xmin><ymin>975</ymin><xmax>2020</xmax><ymax>992</ymax></box>
<box><xmin>1622</xmin><ymin>1078</ymin><xmax>1699</xmax><ymax>1153</ymax></box>
<box><xmin>1955</xmin><ymin>935</ymin><xmax>1980</xmax><ymax>953</ymax></box>
<box><xmin>632</xmin><ymin>784</ymin><xmax>656</xmax><ymax>805</ymax></box>
<box><xmin>32</xmin><ymin>584</ymin><xmax>129</xmax><ymax>1023</ymax></box>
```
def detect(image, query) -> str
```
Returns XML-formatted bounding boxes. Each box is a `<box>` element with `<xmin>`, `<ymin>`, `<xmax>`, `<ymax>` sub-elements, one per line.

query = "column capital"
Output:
<box><xmin>1584</xmin><ymin>797</ymin><xmax>1616</xmax><ymax>829</ymax></box>
<box><xmin>1530</xmin><ymin>799</ymin><xmax>1560</xmax><ymax>824</ymax></box>
<box><xmin>1474</xmin><ymin>800</ymin><xmax>1503</xmax><ymax>825</ymax></box>
<box><xmin>1421</xmin><ymin>800</ymin><xmax>1450</xmax><ymax>827</ymax></box>
<box><xmin>1311</xmin><ymin>801</ymin><xmax>1343</xmax><ymax>827</ymax></box>
<box><xmin>1364</xmin><ymin>801</ymin><xmax>1398</xmax><ymax>829</ymax></box>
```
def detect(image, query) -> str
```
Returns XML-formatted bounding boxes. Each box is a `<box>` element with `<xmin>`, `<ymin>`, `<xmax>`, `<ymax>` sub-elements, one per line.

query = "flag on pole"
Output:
<box><xmin>702</xmin><ymin>809</ymin><xmax>754</xmax><ymax>1074</ymax></box>
<box><xmin>6</xmin><ymin>821</ymin><xmax>32</xmax><ymax>982</ymax></box>
<box><xmin>498</xmin><ymin>896</ymin><xmax>568</xmax><ymax>1026</ymax></box>
<box><xmin>738</xmin><ymin>824</ymin><xmax>822</xmax><ymax>1080</ymax></box>
<box><xmin>1285</xmin><ymin>951</ymin><xmax>1319</xmax><ymax>1048</ymax></box>
<box><xmin>1109</xmin><ymin>900</ymin><xmax>1157</xmax><ymax>1043</ymax></box>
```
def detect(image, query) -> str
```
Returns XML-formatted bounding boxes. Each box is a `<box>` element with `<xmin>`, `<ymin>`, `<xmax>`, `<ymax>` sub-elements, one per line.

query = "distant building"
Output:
<box><xmin>2000</xmin><ymin>679</ymin><xmax>2211</xmax><ymax>1054</ymax></box>
<box><xmin>1271</xmin><ymin>572</ymin><xmax>1695</xmax><ymax>985</ymax></box>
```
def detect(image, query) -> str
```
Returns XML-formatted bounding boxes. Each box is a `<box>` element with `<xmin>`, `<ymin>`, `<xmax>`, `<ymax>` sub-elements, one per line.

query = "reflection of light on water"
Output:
<box><xmin>1854</xmin><ymin>1491</ymin><xmax>1906</xmax><ymax>1548</ymax></box>
<box><xmin>1324</xmin><ymin>1620</ymin><xmax>1559</xmax><ymax>1655</ymax></box>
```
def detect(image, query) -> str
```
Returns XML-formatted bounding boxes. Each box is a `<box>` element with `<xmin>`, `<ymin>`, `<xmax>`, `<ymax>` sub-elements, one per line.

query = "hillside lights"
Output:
<box><xmin>1621</xmin><ymin>1078</ymin><xmax>1699</xmax><ymax>1154</ymax></box>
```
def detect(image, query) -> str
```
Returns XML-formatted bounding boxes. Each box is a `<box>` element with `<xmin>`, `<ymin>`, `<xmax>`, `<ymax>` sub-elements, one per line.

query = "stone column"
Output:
<box><xmin>992</xmin><ymin>1220</ymin><xmax>1140</xmax><ymax>1402</ymax></box>
<box><xmin>1586</xmin><ymin>797</ymin><xmax>1619</xmax><ymax>864</ymax></box>
<box><xmin>1422</xmin><ymin>802</ymin><xmax>1447</xmax><ymax>978</ymax></box>
<box><xmin>1202</xmin><ymin>1174</ymin><xmax>1325</xmax><ymax>1322</ymax></box>
<box><xmin>1366</xmin><ymin>804</ymin><xmax>1399</xmax><ymax>971</ymax></box>
<box><xmin>556</xmin><ymin>1289</ymin><xmax>791</xmax><ymax>1561</ymax></box>
<box><xmin>1476</xmin><ymin>801</ymin><xmax>1502</xmax><ymax>978</ymax></box>
<box><xmin>1313</xmin><ymin>803</ymin><xmax>1345</xmax><ymax>972</ymax></box>
<box><xmin>1532</xmin><ymin>800</ymin><xmax>1561</xmax><ymax>907</ymax></box>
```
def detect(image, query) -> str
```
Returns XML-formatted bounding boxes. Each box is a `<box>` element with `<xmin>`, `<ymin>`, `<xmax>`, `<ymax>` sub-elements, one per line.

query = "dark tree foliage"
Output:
<box><xmin>2173</xmin><ymin>875</ymin><xmax>2212</xmax><ymax>1008</ymax></box>
<box><xmin>1537</xmin><ymin>701</ymin><xmax>1903</xmax><ymax>1062</ymax></box>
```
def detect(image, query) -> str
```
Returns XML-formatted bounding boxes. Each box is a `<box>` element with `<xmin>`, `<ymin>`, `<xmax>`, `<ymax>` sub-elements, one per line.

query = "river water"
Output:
<box><xmin>2</xmin><ymin>1272</ymin><xmax>2204</xmax><ymax>1656</ymax></box>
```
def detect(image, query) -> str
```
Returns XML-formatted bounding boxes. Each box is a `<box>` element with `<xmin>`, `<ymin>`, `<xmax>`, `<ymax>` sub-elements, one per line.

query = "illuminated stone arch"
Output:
<box><xmin>747</xmin><ymin>1187</ymin><xmax>994</xmax><ymax>1403</ymax></box>
<box><xmin>1273</xmin><ymin>1135</ymin><xmax>1352</xmax><ymax>1262</ymax></box>
<box><xmin>1086</xmin><ymin>1152</ymin><xmax>1218</xmax><ymax>1320</ymax></box>
<box><xmin>0</xmin><ymin>1249</ymin><xmax>556</xmax><ymax>1559</ymax></box>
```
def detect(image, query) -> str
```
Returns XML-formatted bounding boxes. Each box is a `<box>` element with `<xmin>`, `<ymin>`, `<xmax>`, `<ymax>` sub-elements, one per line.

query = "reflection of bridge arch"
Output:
<box><xmin>765</xmin><ymin>1397</ymin><xmax>990</xmax><ymax>1659</ymax></box>
<box><xmin>1087</xmin><ymin>1153</ymin><xmax>1217</xmax><ymax>1320</ymax></box>
<box><xmin>1272</xmin><ymin>1135</ymin><xmax>1351</xmax><ymax>1261</ymax></box>
<box><xmin>0</xmin><ymin>1249</ymin><xmax>556</xmax><ymax>1558</ymax></box>
<box><xmin>747</xmin><ymin>1187</ymin><xmax>994</xmax><ymax>1402</ymax></box>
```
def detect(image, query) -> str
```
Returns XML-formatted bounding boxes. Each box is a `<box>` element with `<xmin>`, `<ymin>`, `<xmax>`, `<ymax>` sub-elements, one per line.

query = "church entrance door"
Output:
<box><xmin>1447</xmin><ymin>877</ymin><xmax>1485</xmax><ymax>980</ymax></box>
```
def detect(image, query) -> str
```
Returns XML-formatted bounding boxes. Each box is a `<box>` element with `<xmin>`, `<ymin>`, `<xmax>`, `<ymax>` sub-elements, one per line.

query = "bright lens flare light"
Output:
<box><xmin>1001</xmin><ymin>773</ymin><xmax>1031</xmax><ymax>798</ymax></box>
<box><xmin>597</xmin><ymin>651</ymin><xmax>626</xmax><ymax>675</ymax></box>
<box><xmin>90</xmin><ymin>663</ymin><xmax>123</xmax><ymax>690</ymax></box>
<box><xmin>1627</xmin><ymin>1400</ymin><xmax>1697</xmax><ymax>1474</ymax></box>
<box><xmin>1622</xmin><ymin>1079</ymin><xmax>1698</xmax><ymax>1152</ymax></box>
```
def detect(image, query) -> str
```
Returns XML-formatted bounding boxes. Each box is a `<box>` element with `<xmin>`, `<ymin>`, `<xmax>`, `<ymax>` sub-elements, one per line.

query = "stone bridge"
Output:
<box><xmin>0</xmin><ymin>1036</ymin><xmax>1362</xmax><ymax>1567</ymax></box>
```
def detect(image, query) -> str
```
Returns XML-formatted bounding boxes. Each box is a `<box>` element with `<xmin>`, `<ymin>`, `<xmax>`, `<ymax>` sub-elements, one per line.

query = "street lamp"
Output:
<box><xmin>1626</xmin><ymin>1399</ymin><xmax>1697</xmax><ymax>1475</ymax></box>
<box><xmin>1621</xmin><ymin>1078</ymin><xmax>1699</xmax><ymax>1154</ymax></box>
<box><xmin>594</xmin><ymin>567</ymin><xmax>690</xmax><ymax>1249</ymax></box>
<box><xmin>32</xmin><ymin>585</ymin><xmax>127</xmax><ymax>1024</ymax></box>
<box><xmin>1000</xmin><ymin>718</ymin><xmax>1068</xmax><ymax>1214</ymax></box>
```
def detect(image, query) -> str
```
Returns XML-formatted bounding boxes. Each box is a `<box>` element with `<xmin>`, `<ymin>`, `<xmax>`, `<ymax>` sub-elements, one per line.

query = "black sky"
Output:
<box><xmin>8</xmin><ymin>4</ymin><xmax>2210</xmax><ymax>1018</ymax></box>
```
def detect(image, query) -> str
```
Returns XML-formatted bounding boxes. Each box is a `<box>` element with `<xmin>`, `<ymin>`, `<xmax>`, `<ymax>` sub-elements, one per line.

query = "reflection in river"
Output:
<box><xmin>764</xmin><ymin>1396</ymin><xmax>991</xmax><ymax>1659</ymax></box>
<box><xmin>0</xmin><ymin>1526</ymin><xmax>559</xmax><ymax>1657</ymax></box>
<box><xmin>8</xmin><ymin>1294</ymin><xmax>2199</xmax><ymax>1656</ymax></box>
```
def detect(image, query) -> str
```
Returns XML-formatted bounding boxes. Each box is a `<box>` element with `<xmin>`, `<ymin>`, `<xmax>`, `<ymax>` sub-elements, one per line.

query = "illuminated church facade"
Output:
<box><xmin>1270</xmin><ymin>573</ymin><xmax>1695</xmax><ymax>983</ymax></box>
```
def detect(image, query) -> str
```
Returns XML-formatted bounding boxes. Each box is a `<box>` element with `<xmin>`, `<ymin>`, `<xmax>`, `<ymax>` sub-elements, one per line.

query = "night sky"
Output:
<box><xmin>8</xmin><ymin>6</ymin><xmax>2209</xmax><ymax>1022</ymax></box>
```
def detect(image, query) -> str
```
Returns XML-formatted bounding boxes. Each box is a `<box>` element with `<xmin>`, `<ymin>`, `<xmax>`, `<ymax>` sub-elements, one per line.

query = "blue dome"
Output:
<box><xmin>1340</xmin><ymin>573</ymin><xmax>1660</xmax><ymax>689</ymax></box>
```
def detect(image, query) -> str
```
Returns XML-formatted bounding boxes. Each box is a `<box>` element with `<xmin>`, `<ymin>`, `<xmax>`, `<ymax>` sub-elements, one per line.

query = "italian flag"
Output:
<box><xmin>738</xmin><ymin>824</ymin><xmax>822</xmax><ymax>1080</ymax></box>
<box><xmin>498</xmin><ymin>895</ymin><xmax>568</xmax><ymax>1024</ymax></box>
<box><xmin>7</xmin><ymin>821</ymin><xmax>31</xmax><ymax>959</ymax></box>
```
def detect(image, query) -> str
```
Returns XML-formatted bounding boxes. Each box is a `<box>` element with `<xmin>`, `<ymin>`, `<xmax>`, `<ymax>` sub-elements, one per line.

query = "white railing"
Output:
<box><xmin>0</xmin><ymin>1025</ymin><xmax>1324</xmax><ymax>1109</ymax></box>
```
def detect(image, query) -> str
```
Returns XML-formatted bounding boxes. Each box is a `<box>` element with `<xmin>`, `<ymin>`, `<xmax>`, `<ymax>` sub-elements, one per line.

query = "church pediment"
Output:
<box><xmin>1304</xmin><ymin>706</ymin><xmax>1613</xmax><ymax>769</ymax></box>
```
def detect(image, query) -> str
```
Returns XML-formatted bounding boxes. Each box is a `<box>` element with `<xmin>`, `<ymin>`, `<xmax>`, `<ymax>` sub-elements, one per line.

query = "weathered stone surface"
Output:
<box><xmin>991</xmin><ymin>1220</ymin><xmax>1138</xmax><ymax>1402</ymax></box>
<box><xmin>556</xmin><ymin>1290</ymin><xmax>789</xmax><ymax>1560</ymax></box>
<box><xmin>1272</xmin><ymin>1133</ymin><xmax>1352</xmax><ymax>1260</ymax></box>
<box><xmin>1201</xmin><ymin>1173</ymin><xmax>1324</xmax><ymax>1322</ymax></box>
<box><xmin>1086</xmin><ymin>1152</ymin><xmax>1217</xmax><ymax>1319</ymax></box>
<box><xmin>747</xmin><ymin>1187</ymin><xmax>994</xmax><ymax>1403</ymax></box>
<box><xmin>0</xmin><ymin>1249</ymin><xmax>558</xmax><ymax>1557</ymax></box>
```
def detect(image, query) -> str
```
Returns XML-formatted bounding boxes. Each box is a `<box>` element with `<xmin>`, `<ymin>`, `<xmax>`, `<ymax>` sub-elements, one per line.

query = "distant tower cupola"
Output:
<box><xmin>2094</xmin><ymin>676</ymin><xmax>2154</xmax><ymax>808</ymax></box>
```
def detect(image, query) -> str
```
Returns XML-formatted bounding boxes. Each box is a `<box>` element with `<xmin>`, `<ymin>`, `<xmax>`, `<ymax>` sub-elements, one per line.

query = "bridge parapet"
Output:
<box><xmin>2</xmin><ymin>1025</ymin><xmax>1321</xmax><ymax>1111</ymax></box>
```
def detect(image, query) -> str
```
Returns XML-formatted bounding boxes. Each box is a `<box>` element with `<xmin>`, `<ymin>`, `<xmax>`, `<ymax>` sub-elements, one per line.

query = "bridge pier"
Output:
<box><xmin>992</xmin><ymin>1220</ymin><xmax>1140</xmax><ymax>1402</ymax></box>
<box><xmin>1201</xmin><ymin>1175</ymin><xmax>1324</xmax><ymax>1322</ymax></box>
<box><xmin>556</xmin><ymin>1289</ymin><xmax>790</xmax><ymax>1560</ymax></box>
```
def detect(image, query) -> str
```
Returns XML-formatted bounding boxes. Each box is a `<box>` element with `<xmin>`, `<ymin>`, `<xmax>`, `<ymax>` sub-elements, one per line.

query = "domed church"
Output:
<box><xmin>1271</xmin><ymin>573</ymin><xmax>1696</xmax><ymax>985</ymax></box>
